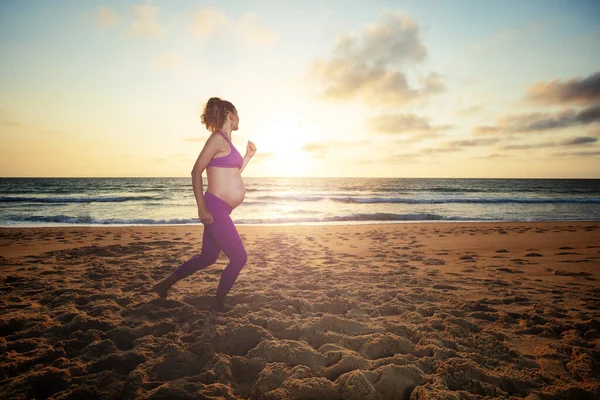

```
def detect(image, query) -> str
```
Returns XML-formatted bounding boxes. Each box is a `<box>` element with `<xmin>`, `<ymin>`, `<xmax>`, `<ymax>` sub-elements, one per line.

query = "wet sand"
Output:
<box><xmin>1</xmin><ymin>221</ymin><xmax>599</xmax><ymax>399</ymax></box>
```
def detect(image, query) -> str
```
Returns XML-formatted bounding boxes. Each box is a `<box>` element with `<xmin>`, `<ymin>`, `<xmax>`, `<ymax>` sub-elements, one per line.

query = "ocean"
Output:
<box><xmin>1</xmin><ymin>177</ymin><xmax>599</xmax><ymax>226</ymax></box>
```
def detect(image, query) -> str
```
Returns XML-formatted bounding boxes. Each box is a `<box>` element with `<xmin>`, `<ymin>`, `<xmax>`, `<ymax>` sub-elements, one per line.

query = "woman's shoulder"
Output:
<box><xmin>204</xmin><ymin>132</ymin><xmax>227</xmax><ymax>148</ymax></box>
<box><xmin>206</xmin><ymin>131</ymin><xmax>222</xmax><ymax>141</ymax></box>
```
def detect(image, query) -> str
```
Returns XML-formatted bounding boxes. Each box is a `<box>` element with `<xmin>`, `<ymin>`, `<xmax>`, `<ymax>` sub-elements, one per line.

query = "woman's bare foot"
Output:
<box><xmin>211</xmin><ymin>292</ymin><xmax>233</xmax><ymax>312</ymax></box>
<box><xmin>150</xmin><ymin>275</ymin><xmax>178</xmax><ymax>299</ymax></box>
<box><xmin>150</xmin><ymin>281</ymin><xmax>169</xmax><ymax>299</ymax></box>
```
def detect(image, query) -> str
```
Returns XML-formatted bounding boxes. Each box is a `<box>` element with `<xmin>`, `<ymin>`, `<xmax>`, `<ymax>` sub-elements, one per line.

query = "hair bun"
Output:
<box><xmin>200</xmin><ymin>97</ymin><xmax>235</xmax><ymax>132</ymax></box>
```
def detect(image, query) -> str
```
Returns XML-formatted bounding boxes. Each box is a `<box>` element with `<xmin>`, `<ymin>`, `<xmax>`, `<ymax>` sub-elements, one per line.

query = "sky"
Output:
<box><xmin>1</xmin><ymin>0</ymin><xmax>599</xmax><ymax>178</ymax></box>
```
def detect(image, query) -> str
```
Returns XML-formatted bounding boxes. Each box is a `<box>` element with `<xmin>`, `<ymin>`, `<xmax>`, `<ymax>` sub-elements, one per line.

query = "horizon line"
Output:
<box><xmin>1</xmin><ymin>176</ymin><xmax>600</xmax><ymax>180</ymax></box>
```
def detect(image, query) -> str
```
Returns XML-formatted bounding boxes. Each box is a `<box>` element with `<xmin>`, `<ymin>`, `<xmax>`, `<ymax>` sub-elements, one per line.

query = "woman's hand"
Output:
<box><xmin>198</xmin><ymin>207</ymin><xmax>214</xmax><ymax>225</ymax></box>
<box><xmin>246</xmin><ymin>140</ymin><xmax>257</xmax><ymax>158</ymax></box>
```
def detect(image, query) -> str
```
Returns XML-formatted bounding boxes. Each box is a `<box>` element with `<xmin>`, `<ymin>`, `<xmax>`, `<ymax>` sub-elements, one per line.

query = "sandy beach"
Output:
<box><xmin>1</xmin><ymin>221</ymin><xmax>599</xmax><ymax>399</ymax></box>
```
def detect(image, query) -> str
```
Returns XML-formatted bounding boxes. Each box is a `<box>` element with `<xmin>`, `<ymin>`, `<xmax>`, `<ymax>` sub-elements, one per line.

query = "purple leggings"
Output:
<box><xmin>173</xmin><ymin>192</ymin><xmax>247</xmax><ymax>297</ymax></box>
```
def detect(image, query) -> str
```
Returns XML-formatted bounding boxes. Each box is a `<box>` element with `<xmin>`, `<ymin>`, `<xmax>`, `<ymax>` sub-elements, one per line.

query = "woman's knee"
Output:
<box><xmin>231</xmin><ymin>249</ymin><xmax>247</xmax><ymax>267</ymax></box>
<box><xmin>199</xmin><ymin>251</ymin><xmax>219</xmax><ymax>266</ymax></box>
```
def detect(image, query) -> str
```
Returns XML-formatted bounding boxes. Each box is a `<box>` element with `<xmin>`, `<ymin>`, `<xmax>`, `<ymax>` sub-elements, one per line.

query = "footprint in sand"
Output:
<box><xmin>553</xmin><ymin>270</ymin><xmax>593</xmax><ymax>277</ymax></box>
<box><xmin>496</xmin><ymin>267</ymin><xmax>523</xmax><ymax>274</ymax></box>
<box><xmin>423</xmin><ymin>258</ymin><xmax>446</xmax><ymax>266</ymax></box>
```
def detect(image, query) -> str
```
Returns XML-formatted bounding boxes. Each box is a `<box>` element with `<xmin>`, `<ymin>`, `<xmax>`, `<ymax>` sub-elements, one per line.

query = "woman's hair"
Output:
<box><xmin>201</xmin><ymin>97</ymin><xmax>236</xmax><ymax>133</ymax></box>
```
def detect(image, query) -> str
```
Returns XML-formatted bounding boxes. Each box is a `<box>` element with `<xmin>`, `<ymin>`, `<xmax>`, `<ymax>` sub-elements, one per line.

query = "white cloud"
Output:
<box><xmin>129</xmin><ymin>4</ymin><xmax>163</xmax><ymax>37</ymax></box>
<box><xmin>236</xmin><ymin>11</ymin><xmax>277</xmax><ymax>46</ymax></box>
<box><xmin>191</xmin><ymin>8</ymin><xmax>228</xmax><ymax>39</ymax></box>
<box><xmin>96</xmin><ymin>5</ymin><xmax>120</xmax><ymax>29</ymax></box>
<box><xmin>189</xmin><ymin>8</ymin><xmax>276</xmax><ymax>46</ymax></box>
<box><xmin>310</xmin><ymin>10</ymin><xmax>443</xmax><ymax>105</ymax></box>
<box><xmin>369</xmin><ymin>113</ymin><xmax>450</xmax><ymax>135</ymax></box>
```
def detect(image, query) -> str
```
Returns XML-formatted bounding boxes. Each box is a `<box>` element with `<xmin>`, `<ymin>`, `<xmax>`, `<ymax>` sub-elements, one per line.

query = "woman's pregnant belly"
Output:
<box><xmin>206</xmin><ymin>167</ymin><xmax>245</xmax><ymax>209</ymax></box>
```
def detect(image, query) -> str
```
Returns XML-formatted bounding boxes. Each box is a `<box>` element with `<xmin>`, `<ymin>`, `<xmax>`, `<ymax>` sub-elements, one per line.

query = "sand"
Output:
<box><xmin>1</xmin><ymin>221</ymin><xmax>599</xmax><ymax>399</ymax></box>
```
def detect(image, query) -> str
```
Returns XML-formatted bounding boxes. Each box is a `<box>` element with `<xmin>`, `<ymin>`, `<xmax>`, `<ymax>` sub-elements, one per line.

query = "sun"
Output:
<box><xmin>255</xmin><ymin>114</ymin><xmax>314</xmax><ymax>176</ymax></box>
<box><xmin>264</xmin><ymin>149</ymin><xmax>308</xmax><ymax>177</ymax></box>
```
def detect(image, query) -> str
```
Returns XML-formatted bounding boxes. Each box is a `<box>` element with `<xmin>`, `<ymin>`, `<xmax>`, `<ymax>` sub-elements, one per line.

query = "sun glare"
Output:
<box><xmin>256</xmin><ymin>114</ymin><xmax>313</xmax><ymax>176</ymax></box>
<box><xmin>264</xmin><ymin>149</ymin><xmax>308</xmax><ymax>177</ymax></box>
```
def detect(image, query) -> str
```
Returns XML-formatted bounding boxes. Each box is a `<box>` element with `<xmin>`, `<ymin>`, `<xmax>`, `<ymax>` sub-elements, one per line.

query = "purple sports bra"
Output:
<box><xmin>207</xmin><ymin>131</ymin><xmax>243</xmax><ymax>169</ymax></box>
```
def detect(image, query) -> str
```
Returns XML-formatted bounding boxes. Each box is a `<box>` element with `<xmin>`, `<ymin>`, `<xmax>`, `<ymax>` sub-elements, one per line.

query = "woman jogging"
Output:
<box><xmin>151</xmin><ymin>97</ymin><xmax>256</xmax><ymax>312</ymax></box>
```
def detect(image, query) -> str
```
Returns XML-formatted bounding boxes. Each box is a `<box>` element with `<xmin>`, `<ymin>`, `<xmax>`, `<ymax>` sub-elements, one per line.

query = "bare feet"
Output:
<box><xmin>150</xmin><ymin>280</ymin><xmax>170</xmax><ymax>299</ymax></box>
<box><xmin>211</xmin><ymin>293</ymin><xmax>233</xmax><ymax>312</ymax></box>
<box><xmin>211</xmin><ymin>302</ymin><xmax>234</xmax><ymax>313</ymax></box>
<box><xmin>150</xmin><ymin>274</ymin><xmax>179</xmax><ymax>299</ymax></box>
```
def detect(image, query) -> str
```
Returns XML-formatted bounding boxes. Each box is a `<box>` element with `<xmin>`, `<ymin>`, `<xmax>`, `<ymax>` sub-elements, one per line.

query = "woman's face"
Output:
<box><xmin>230</xmin><ymin>109</ymin><xmax>239</xmax><ymax>131</ymax></box>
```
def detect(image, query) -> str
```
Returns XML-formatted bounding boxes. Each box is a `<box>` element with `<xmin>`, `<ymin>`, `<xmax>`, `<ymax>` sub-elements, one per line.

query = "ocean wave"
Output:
<box><xmin>331</xmin><ymin>196</ymin><xmax>600</xmax><ymax>204</ymax></box>
<box><xmin>0</xmin><ymin>195</ymin><xmax>163</xmax><ymax>203</ymax></box>
<box><xmin>255</xmin><ymin>195</ymin><xmax>325</xmax><ymax>202</ymax></box>
<box><xmin>370</xmin><ymin>187</ymin><xmax>483</xmax><ymax>193</ymax></box>
<box><xmin>4</xmin><ymin>212</ymin><xmax>600</xmax><ymax>226</ymax></box>
<box><xmin>3</xmin><ymin>214</ymin><xmax>198</xmax><ymax>225</ymax></box>
<box><xmin>427</xmin><ymin>187</ymin><xmax>483</xmax><ymax>193</ymax></box>
<box><xmin>236</xmin><ymin>213</ymin><xmax>461</xmax><ymax>224</ymax></box>
<box><xmin>0</xmin><ymin>212</ymin><xmax>479</xmax><ymax>225</ymax></box>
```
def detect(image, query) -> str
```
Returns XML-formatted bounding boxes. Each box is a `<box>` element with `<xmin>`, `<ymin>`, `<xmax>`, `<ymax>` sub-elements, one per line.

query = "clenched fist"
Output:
<box><xmin>246</xmin><ymin>140</ymin><xmax>257</xmax><ymax>158</ymax></box>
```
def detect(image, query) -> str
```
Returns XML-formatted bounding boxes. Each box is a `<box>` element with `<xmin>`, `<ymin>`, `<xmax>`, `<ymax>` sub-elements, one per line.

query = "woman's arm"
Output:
<box><xmin>191</xmin><ymin>135</ymin><xmax>220</xmax><ymax>208</ymax></box>
<box><xmin>239</xmin><ymin>155</ymin><xmax>252</xmax><ymax>174</ymax></box>
<box><xmin>239</xmin><ymin>140</ymin><xmax>256</xmax><ymax>174</ymax></box>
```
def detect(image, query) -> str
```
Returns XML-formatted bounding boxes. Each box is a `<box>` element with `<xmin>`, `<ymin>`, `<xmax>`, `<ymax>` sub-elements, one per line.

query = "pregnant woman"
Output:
<box><xmin>151</xmin><ymin>97</ymin><xmax>256</xmax><ymax>312</ymax></box>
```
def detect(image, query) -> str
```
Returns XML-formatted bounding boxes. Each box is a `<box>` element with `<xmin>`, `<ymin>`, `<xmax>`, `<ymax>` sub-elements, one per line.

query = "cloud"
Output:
<box><xmin>189</xmin><ymin>8</ymin><xmax>276</xmax><ymax>46</ymax></box>
<box><xmin>347</xmin><ymin>138</ymin><xmax>501</xmax><ymax>164</ymax></box>
<box><xmin>369</xmin><ymin>113</ymin><xmax>450</xmax><ymax>136</ymax></box>
<box><xmin>300</xmin><ymin>142</ymin><xmax>330</xmax><ymax>158</ymax></box>
<box><xmin>420</xmin><ymin>72</ymin><xmax>445</xmax><ymax>95</ymax></box>
<box><xmin>408</xmin><ymin>138</ymin><xmax>502</xmax><ymax>157</ymax></box>
<box><xmin>191</xmin><ymin>8</ymin><xmax>228</xmax><ymax>39</ymax></box>
<box><xmin>418</xmin><ymin>138</ymin><xmax>499</xmax><ymax>155</ymax></box>
<box><xmin>236</xmin><ymin>11</ymin><xmax>276</xmax><ymax>46</ymax></box>
<box><xmin>97</xmin><ymin>5</ymin><xmax>120</xmax><ymax>28</ymax></box>
<box><xmin>300</xmin><ymin>140</ymin><xmax>370</xmax><ymax>158</ymax></box>
<box><xmin>442</xmin><ymin>138</ymin><xmax>500</xmax><ymax>149</ymax></box>
<box><xmin>500</xmin><ymin>136</ymin><xmax>598</xmax><ymax>151</ymax></box>
<box><xmin>473</xmin><ymin>105</ymin><xmax>600</xmax><ymax>135</ymax></box>
<box><xmin>251</xmin><ymin>151</ymin><xmax>276</xmax><ymax>162</ymax></box>
<box><xmin>472</xmin><ymin>126</ymin><xmax>502</xmax><ymax>135</ymax></box>
<box><xmin>559</xmin><ymin>136</ymin><xmax>598</xmax><ymax>146</ymax></box>
<box><xmin>154</xmin><ymin>52</ymin><xmax>182</xmax><ymax>69</ymax></box>
<box><xmin>420</xmin><ymin>146</ymin><xmax>462</xmax><ymax>154</ymax></box>
<box><xmin>525</xmin><ymin>70</ymin><xmax>600</xmax><ymax>106</ymax></box>
<box><xmin>342</xmin><ymin>151</ymin><xmax>422</xmax><ymax>166</ymax></box>
<box><xmin>471</xmin><ymin>153</ymin><xmax>509</xmax><ymax>159</ymax></box>
<box><xmin>588</xmin><ymin>124</ymin><xmax>600</xmax><ymax>137</ymax></box>
<box><xmin>456</xmin><ymin>104</ymin><xmax>486</xmax><ymax>117</ymax></box>
<box><xmin>500</xmin><ymin>141</ymin><xmax>555</xmax><ymax>151</ymax></box>
<box><xmin>310</xmin><ymin>10</ymin><xmax>444</xmax><ymax>105</ymax></box>
<box><xmin>1</xmin><ymin>119</ymin><xmax>23</xmax><ymax>128</ymax></box>
<box><xmin>552</xmin><ymin>150</ymin><xmax>600</xmax><ymax>157</ymax></box>
<box><xmin>129</xmin><ymin>4</ymin><xmax>163</xmax><ymax>37</ymax></box>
